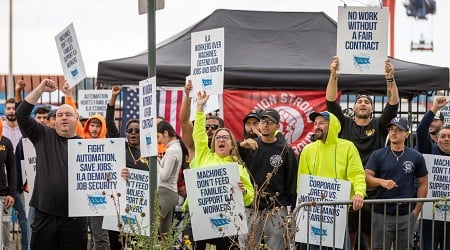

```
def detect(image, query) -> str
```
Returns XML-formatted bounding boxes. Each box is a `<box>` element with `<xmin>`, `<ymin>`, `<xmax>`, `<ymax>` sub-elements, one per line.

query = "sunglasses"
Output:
<box><xmin>205</xmin><ymin>124</ymin><xmax>219</xmax><ymax>130</ymax></box>
<box><xmin>126</xmin><ymin>128</ymin><xmax>140</xmax><ymax>134</ymax></box>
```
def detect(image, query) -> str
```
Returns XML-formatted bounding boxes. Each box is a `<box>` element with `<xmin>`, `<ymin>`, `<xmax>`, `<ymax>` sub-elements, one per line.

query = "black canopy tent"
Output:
<box><xmin>97</xmin><ymin>9</ymin><xmax>449</xmax><ymax>97</ymax></box>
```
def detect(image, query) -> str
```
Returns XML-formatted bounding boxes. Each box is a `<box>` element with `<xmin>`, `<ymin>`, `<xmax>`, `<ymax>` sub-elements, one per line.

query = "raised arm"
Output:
<box><xmin>24</xmin><ymin>79</ymin><xmax>57</xmax><ymax>105</ymax></box>
<box><xmin>15</xmin><ymin>80</ymin><xmax>26</xmax><ymax>104</ymax></box>
<box><xmin>326</xmin><ymin>56</ymin><xmax>339</xmax><ymax>102</ymax></box>
<box><xmin>180</xmin><ymin>80</ymin><xmax>195</xmax><ymax>160</ymax></box>
<box><xmin>385</xmin><ymin>59</ymin><xmax>399</xmax><ymax>105</ymax></box>
<box><xmin>106</xmin><ymin>86</ymin><xmax>121</xmax><ymax>138</ymax></box>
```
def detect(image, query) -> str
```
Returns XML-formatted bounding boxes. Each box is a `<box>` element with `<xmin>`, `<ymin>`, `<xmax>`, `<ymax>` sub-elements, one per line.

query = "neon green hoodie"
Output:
<box><xmin>298</xmin><ymin>112</ymin><xmax>366</xmax><ymax>198</ymax></box>
<box><xmin>191</xmin><ymin>111</ymin><xmax>254</xmax><ymax>206</ymax></box>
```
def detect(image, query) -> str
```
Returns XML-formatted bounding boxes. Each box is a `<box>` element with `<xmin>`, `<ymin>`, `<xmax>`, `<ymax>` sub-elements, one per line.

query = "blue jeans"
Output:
<box><xmin>13</xmin><ymin>192</ymin><xmax>29</xmax><ymax>250</ymax></box>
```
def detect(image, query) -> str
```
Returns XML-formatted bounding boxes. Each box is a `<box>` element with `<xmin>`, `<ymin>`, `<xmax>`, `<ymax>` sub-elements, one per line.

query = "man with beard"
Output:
<box><xmin>298</xmin><ymin>111</ymin><xmax>366</xmax><ymax>249</ymax></box>
<box><xmin>428</xmin><ymin>110</ymin><xmax>444</xmax><ymax>143</ymax></box>
<box><xmin>326</xmin><ymin>56</ymin><xmax>399</xmax><ymax>249</ymax></box>
<box><xmin>3</xmin><ymin>98</ymin><xmax>23</xmax><ymax>149</ymax></box>
<box><xmin>243</xmin><ymin>110</ymin><xmax>262</xmax><ymax>139</ymax></box>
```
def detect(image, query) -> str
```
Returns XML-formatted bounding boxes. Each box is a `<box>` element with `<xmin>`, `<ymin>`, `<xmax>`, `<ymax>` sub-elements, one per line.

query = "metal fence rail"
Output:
<box><xmin>294</xmin><ymin>197</ymin><xmax>450</xmax><ymax>250</ymax></box>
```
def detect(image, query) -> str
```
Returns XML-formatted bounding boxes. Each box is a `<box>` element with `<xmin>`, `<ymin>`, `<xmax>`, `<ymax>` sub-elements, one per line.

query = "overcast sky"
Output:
<box><xmin>0</xmin><ymin>0</ymin><xmax>447</xmax><ymax>77</ymax></box>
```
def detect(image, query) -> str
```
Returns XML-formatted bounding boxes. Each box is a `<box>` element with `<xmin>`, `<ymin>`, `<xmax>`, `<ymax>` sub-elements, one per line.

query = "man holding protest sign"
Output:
<box><xmin>416</xmin><ymin>96</ymin><xmax>450</xmax><ymax>249</ymax></box>
<box><xmin>365</xmin><ymin>117</ymin><xmax>428</xmax><ymax>250</ymax></box>
<box><xmin>16</xmin><ymin>79</ymin><xmax>87</xmax><ymax>250</ymax></box>
<box><xmin>298</xmin><ymin>111</ymin><xmax>366</xmax><ymax>249</ymax></box>
<box><xmin>326</xmin><ymin>56</ymin><xmax>399</xmax><ymax>249</ymax></box>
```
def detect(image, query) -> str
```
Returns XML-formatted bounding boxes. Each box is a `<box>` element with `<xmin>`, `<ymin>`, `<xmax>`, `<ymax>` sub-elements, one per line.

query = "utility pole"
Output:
<box><xmin>8</xmin><ymin>0</ymin><xmax>14</xmax><ymax>98</ymax></box>
<box><xmin>383</xmin><ymin>0</ymin><xmax>396</xmax><ymax>57</ymax></box>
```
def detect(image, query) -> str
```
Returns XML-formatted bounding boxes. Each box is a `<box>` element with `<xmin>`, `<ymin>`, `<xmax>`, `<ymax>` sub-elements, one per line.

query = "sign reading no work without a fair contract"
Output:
<box><xmin>55</xmin><ymin>23</ymin><xmax>87</xmax><ymax>88</ymax></box>
<box><xmin>336</xmin><ymin>6</ymin><xmax>388</xmax><ymax>75</ymax></box>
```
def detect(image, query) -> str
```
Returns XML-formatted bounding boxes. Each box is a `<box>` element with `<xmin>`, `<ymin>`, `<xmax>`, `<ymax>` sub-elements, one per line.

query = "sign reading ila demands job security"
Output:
<box><xmin>55</xmin><ymin>23</ymin><xmax>87</xmax><ymax>88</ymax></box>
<box><xmin>68</xmin><ymin>138</ymin><xmax>126</xmax><ymax>217</ymax></box>
<box><xmin>423</xmin><ymin>154</ymin><xmax>450</xmax><ymax>221</ymax></box>
<box><xmin>103</xmin><ymin>168</ymin><xmax>151</xmax><ymax>236</ymax></box>
<box><xmin>139</xmin><ymin>78</ymin><xmax>157</xmax><ymax>158</ymax></box>
<box><xmin>336</xmin><ymin>6</ymin><xmax>388</xmax><ymax>75</ymax></box>
<box><xmin>190</xmin><ymin>28</ymin><xmax>224</xmax><ymax>96</ymax></box>
<box><xmin>184</xmin><ymin>163</ymin><xmax>248</xmax><ymax>241</ymax></box>
<box><xmin>77</xmin><ymin>90</ymin><xmax>112</xmax><ymax>119</ymax></box>
<box><xmin>295</xmin><ymin>174</ymin><xmax>350</xmax><ymax>249</ymax></box>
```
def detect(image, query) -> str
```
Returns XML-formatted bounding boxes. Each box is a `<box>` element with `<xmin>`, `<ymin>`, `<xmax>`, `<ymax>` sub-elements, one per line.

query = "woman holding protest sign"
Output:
<box><xmin>190</xmin><ymin>91</ymin><xmax>254</xmax><ymax>250</ymax></box>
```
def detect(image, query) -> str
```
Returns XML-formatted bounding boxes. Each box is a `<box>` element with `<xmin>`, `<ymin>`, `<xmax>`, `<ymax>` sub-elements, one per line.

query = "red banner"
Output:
<box><xmin>223</xmin><ymin>90</ymin><xmax>327</xmax><ymax>155</ymax></box>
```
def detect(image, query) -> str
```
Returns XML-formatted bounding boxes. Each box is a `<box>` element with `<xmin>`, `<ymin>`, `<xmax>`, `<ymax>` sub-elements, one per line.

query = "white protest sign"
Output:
<box><xmin>423</xmin><ymin>154</ymin><xmax>450</xmax><ymax>221</ymax></box>
<box><xmin>68</xmin><ymin>138</ymin><xmax>126</xmax><ymax>217</ymax></box>
<box><xmin>295</xmin><ymin>174</ymin><xmax>350</xmax><ymax>248</ymax></box>
<box><xmin>336</xmin><ymin>6</ymin><xmax>388</xmax><ymax>74</ymax></box>
<box><xmin>139</xmin><ymin>78</ymin><xmax>157</xmax><ymax>157</ymax></box>
<box><xmin>55</xmin><ymin>23</ymin><xmax>87</xmax><ymax>88</ymax></box>
<box><xmin>77</xmin><ymin>90</ymin><xmax>112</xmax><ymax>118</ymax></box>
<box><xmin>22</xmin><ymin>138</ymin><xmax>37</xmax><ymax>217</ymax></box>
<box><xmin>184</xmin><ymin>163</ymin><xmax>248</xmax><ymax>241</ymax></box>
<box><xmin>190</xmin><ymin>28</ymin><xmax>224</xmax><ymax>96</ymax></box>
<box><xmin>103</xmin><ymin>168</ymin><xmax>150</xmax><ymax>236</ymax></box>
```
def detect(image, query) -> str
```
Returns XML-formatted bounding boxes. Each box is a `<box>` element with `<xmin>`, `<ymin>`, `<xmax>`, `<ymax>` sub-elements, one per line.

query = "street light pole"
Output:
<box><xmin>147</xmin><ymin>0</ymin><xmax>157</xmax><ymax>245</ymax></box>
<box><xmin>8</xmin><ymin>0</ymin><xmax>14</xmax><ymax>98</ymax></box>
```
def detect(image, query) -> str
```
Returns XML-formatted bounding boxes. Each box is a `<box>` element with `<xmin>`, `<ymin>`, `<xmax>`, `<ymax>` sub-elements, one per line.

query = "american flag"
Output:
<box><xmin>121</xmin><ymin>86</ymin><xmax>184</xmax><ymax>136</ymax></box>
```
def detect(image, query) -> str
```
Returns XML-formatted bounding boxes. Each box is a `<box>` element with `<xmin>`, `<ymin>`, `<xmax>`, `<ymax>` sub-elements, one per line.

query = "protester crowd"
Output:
<box><xmin>0</xmin><ymin>56</ymin><xmax>448</xmax><ymax>250</ymax></box>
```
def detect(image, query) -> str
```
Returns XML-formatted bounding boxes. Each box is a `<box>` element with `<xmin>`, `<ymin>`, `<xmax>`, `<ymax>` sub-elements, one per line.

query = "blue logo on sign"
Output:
<box><xmin>71</xmin><ymin>68</ymin><xmax>79</xmax><ymax>77</ymax></box>
<box><xmin>353</xmin><ymin>55</ymin><xmax>371</xmax><ymax>71</ymax></box>
<box><xmin>311</xmin><ymin>226</ymin><xmax>328</xmax><ymax>236</ymax></box>
<box><xmin>121</xmin><ymin>215</ymin><xmax>137</xmax><ymax>225</ymax></box>
<box><xmin>201</xmin><ymin>77</ymin><xmax>213</xmax><ymax>87</ymax></box>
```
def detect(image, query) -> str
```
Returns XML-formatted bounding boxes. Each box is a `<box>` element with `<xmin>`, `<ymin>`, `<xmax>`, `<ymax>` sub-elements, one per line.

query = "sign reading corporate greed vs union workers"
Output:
<box><xmin>55</xmin><ymin>23</ymin><xmax>87</xmax><ymax>88</ymax></box>
<box><xmin>336</xmin><ymin>6</ymin><xmax>388</xmax><ymax>75</ymax></box>
<box><xmin>190</xmin><ymin>28</ymin><xmax>224</xmax><ymax>96</ymax></box>
<box><xmin>296</xmin><ymin>174</ymin><xmax>350</xmax><ymax>248</ymax></box>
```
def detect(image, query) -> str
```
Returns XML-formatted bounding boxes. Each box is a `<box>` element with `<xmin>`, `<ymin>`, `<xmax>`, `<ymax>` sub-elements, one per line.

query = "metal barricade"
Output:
<box><xmin>293</xmin><ymin>197</ymin><xmax>450</xmax><ymax>250</ymax></box>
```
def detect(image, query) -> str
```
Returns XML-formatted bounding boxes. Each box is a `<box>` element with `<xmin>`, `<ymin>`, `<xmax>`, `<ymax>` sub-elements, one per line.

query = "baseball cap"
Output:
<box><xmin>387</xmin><ymin>117</ymin><xmax>410</xmax><ymax>131</ymax></box>
<box><xmin>243</xmin><ymin>109</ymin><xmax>261</xmax><ymax>123</ymax></box>
<box><xmin>47</xmin><ymin>109</ymin><xmax>57</xmax><ymax>120</ymax></box>
<box><xmin>309</xmin><ymin>111</ymin><xmax>330</xmax><ymax>122</ymax></box>
<box><xmin>355</xmin><ymin>94</ymin><xmax>373</xmax><ymax>106</ymax></box>
<box><xmin>260</xmin><ymin>109</ymin><xmax>280</xmax><ymax>123</ymax></box>
<box><xmin>434</xmin><ymin>110</ymin><xmax>445</xmax><ymax>121</ymax></box>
